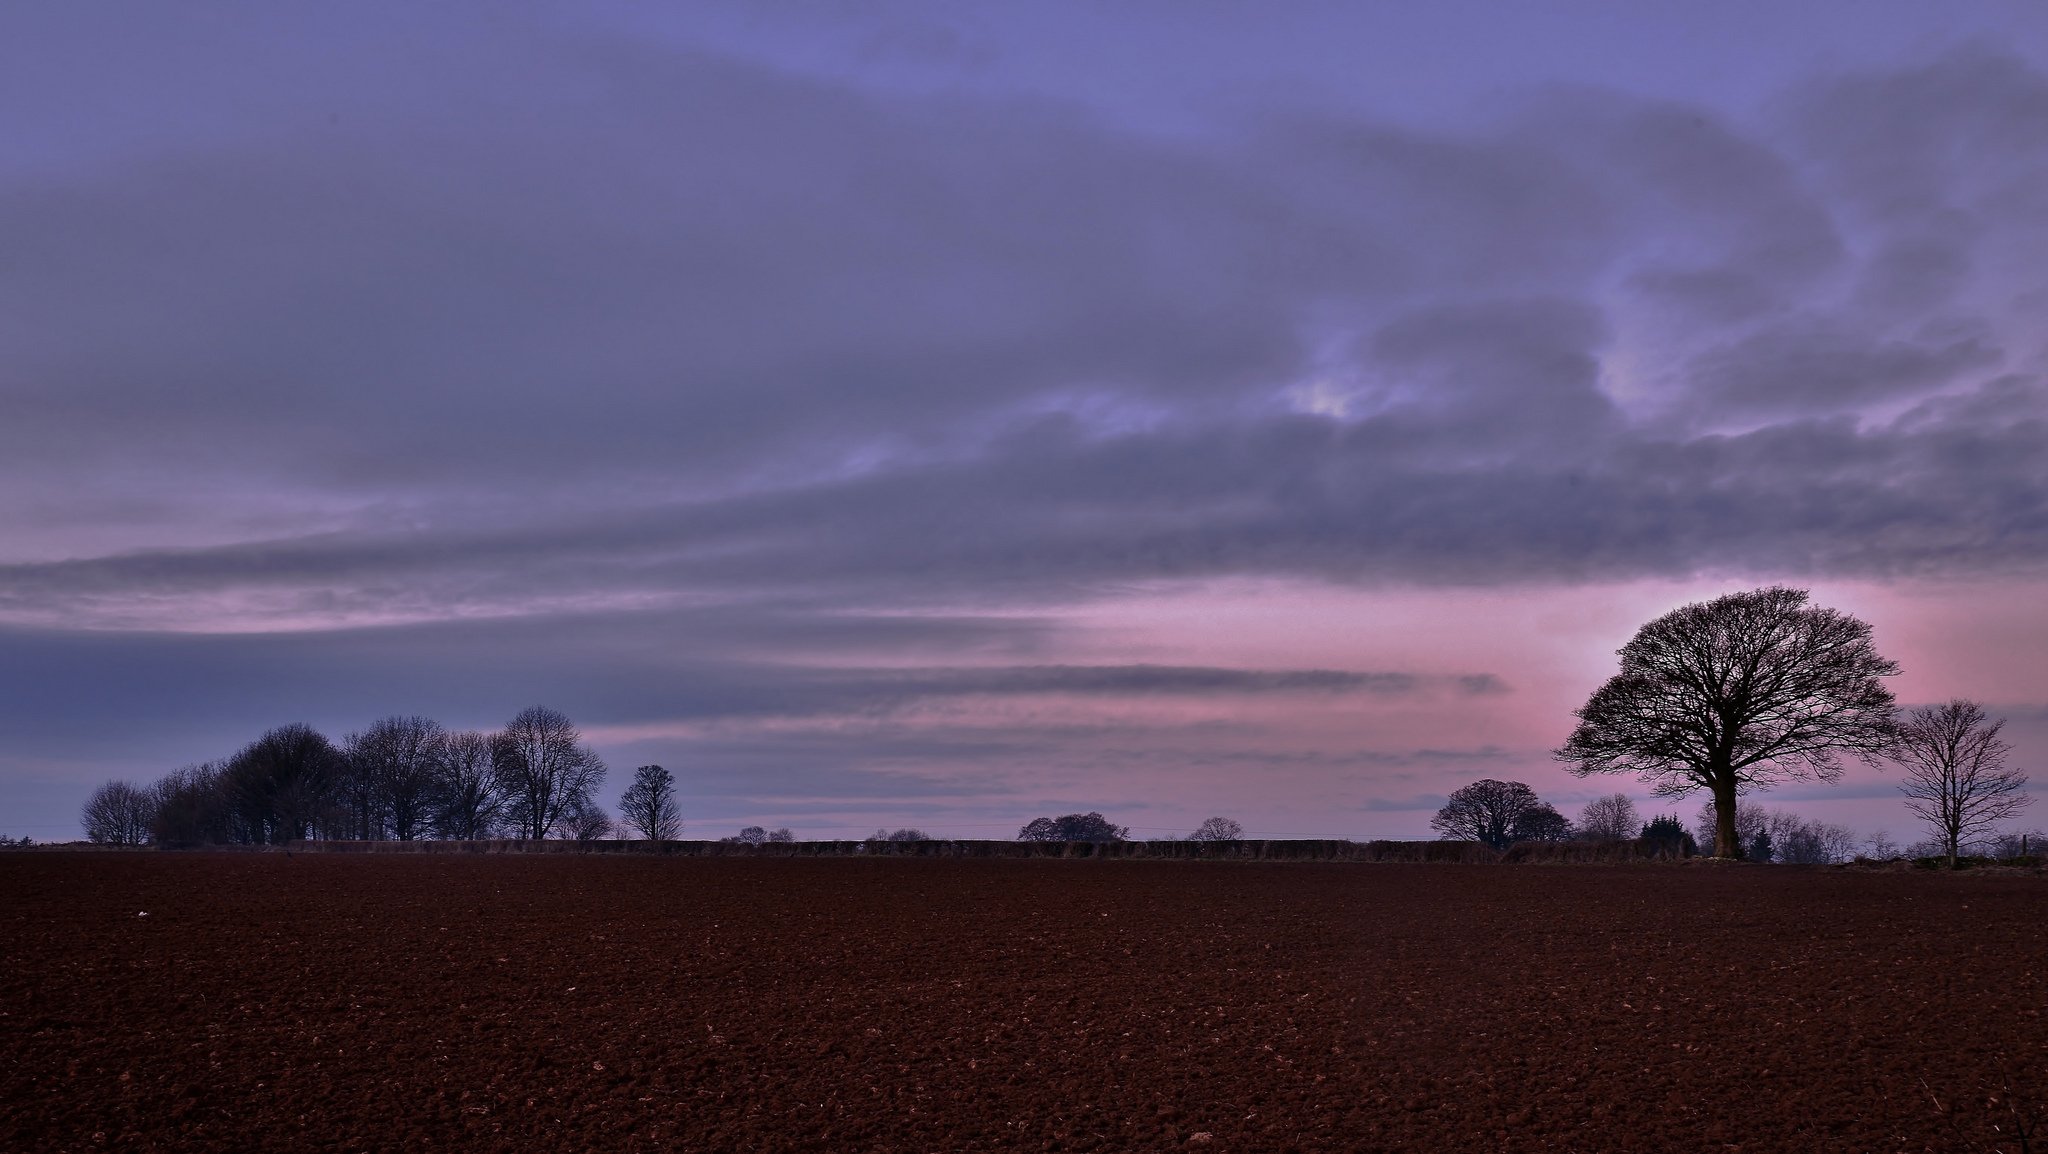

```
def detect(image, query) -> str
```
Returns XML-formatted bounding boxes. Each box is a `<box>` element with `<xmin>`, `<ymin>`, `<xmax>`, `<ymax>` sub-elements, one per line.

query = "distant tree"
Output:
<box><xmin>1577</xmin><ymin>793</ymin><xmax>1639</xmax><ymax>841</ymax></box>
<box><xmin>733</xmin><ymin>826</ymin><xmax>768</xmax><ymax>845</ymax></box>
<box><xmin>618</xmin><ymin>764</ymin><xmax>682</xmax><ymax>841</ymax></box>
<box><xmin>492</xmin><ymin>707</ymin><xmax>606</xmax><ymax>840</ymax></box>
<box><xmin>1430</xmin><ymin>780</ymin><xmax>1545</xmax><ymax>851</ymax></box>
<box><xmin>82</xmin><ymin>780</ymin><xmax>156</xmax><ymax>846</ymax></box>
<box><xmin>1862</xmin><ymin>830</ymin><xmax>1900</xmax><ymax>860</ymax></box>
<box><xmin>1555</xmin><ymin>587</ymin><xmax>1899</xmax><ymax>858</ymax></box>
<box><xmin>1639</xmin><ymin>814</ymin><xmax>1698</xmax><ymax>857</ymax></box>
<box><xmin>226</xmin><ymin>724</ymin><xmax>344</xmax><ymax>844</ymax></box>
<box><xmin>871</xmin><ymin>828</ymin><xmax>930</xmax><ymax>842</ymax></box>
<box><xmin>432</xmin><ymin>731</ymin><xmax>503</xmax><ymax>839</ymax></box>
<box><xmin>345</xmin><ymin>716</ymin><xmax>446</xmax><ymax>841</ymax></box>
<box><xmin>1187</xmin><ymin>816</ymin><xmax>1245</xmax><ymax>841</ymax></box>
<box><xmin>1749</xmin><ymin>830</ymin><xmax>1775</xmax><ymax>863</ymax></box>
<box><xmin>767</xmin><ymin>828</ymin><xmax>795</xmax><ymax>843</ymax></box>
<box><xmin>1509</xmin><ymin>802</ymin><xmax>1572</xmax><ymax>843</ymax></box>
<box><xmin>1988</xmin><ymin>829</ymin><xmax>2043</xmax><ymax>859</ymax></box>
<box><xmin>1017</xmin><ymin>813</ymin><xmax>1128</xmax><ymax>841</ymax></box>
<box><xmin>1777</xmin><ymin>818</ymin><xmax>1856</xmax><ymax>865</ymax></box>
<box><xmin>1889</xmin><ymin>700</ymin><xmax>2032</xmax><ymax>868</ymax></box>
<box><xmin>561</xmin><ymin>794</ymin><xmax>614</xmax><ymax>842</ymax></box>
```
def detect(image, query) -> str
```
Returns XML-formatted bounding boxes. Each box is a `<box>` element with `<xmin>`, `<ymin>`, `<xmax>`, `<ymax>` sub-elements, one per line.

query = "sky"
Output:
<box><xmin>4</xmin><ymin>1</ymin><xmax>2048</xmax><ymax>844</ymax></box>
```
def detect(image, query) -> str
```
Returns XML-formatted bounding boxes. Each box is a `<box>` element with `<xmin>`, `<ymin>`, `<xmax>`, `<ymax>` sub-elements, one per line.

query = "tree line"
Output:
<box><xmin>82</xmin><ymin>707</ymin><xmax>625</xmax><ymax>846</ymax></box>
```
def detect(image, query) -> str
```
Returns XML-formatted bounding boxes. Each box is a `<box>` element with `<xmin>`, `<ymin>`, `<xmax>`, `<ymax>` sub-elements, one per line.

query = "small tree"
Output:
<box><xmin>733</xmin><ymin>825</ymin><xmax>768</xmax><ymax>845</ymax></box>
<box><xmin>1577</xmin><ymin>793</ymin><xmax>1639</xmax><ymax>841</ymax></box>
<box><xmin>1890</xmin><ymin>700</ymin><xmax>2032</xmax><ymax>868</ymax></box>
<box><xmin>82</xmin><ymin>780</ymin><xmax>156</xmax><ymax>846</ymax></box>
<box><xmin>767</xmin><ymin>828</ymin><xmax>795</xmax><ymax>843</ymax></box>
<box><xmin>1187</xmin><ymin>816</ymin><xmax>1245</xmax><ymax>841</ymax></box>
<box><xmin>871</xmin><ymin>828</ymin><xmax>929</xmax><ymax>842</ymax></box>
<box><xmin>618</xmin><ymin>764</ymin><xmax>682</xmax><ymax>841</ymax></box>
<box><xmin>1749</xmin><ymin>830</ymin><xmax>1775</xmax><ymax>863</ymax></box>
<box><xmin>1556</xmin><ymin>587</ymin><xmax>1899</xmax><ymax>858</ymax></box>
<box><xmin>1430</xmin><ymin>780</ymin><xmax>1546</xmax><ymax>851</ymax></box>
<box><xmin>1017</xmin><ymin>812</ymin><xmax>1127</xmax><ymax>841</ymax></box>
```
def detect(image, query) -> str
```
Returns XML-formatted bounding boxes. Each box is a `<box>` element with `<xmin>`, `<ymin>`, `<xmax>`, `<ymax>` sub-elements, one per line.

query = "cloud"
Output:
<box><xmin>1</xmin><ymin>45</ymin><xmax>2043</xmax><ymax>629</ymax></box>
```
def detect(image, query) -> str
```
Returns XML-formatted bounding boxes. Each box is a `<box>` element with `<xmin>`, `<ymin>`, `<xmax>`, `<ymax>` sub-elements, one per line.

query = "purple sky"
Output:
<box><xmin>5</xmin><ymin>2</ymin><xmax>2047</xmax><ymax>843</ymax></box>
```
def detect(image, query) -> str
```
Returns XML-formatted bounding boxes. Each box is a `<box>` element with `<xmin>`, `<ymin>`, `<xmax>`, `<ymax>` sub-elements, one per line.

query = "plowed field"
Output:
<box><xmin>4</xmin><ymin>854</ymin><xmax>2043</xmax><ymax>1152</ymax></box>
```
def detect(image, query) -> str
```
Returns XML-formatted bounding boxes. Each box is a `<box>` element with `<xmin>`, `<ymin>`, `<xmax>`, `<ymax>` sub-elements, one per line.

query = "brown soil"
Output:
<box><xmin>4</xmin><ymin>854</ymin><xmax>2043</xmax><ymax>1152</ymax></box>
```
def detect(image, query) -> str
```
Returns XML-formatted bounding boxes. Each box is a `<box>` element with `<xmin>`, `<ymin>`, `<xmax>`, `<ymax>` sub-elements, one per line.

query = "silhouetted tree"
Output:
<box><xmin>1017</xmin><ymin>812</ymin><xmax>1127</xmax><ymax>841</ymax></box>
<box><xmin>731</xmin><ymin>826</ymin><xmax>768</xmax><ymax>845</ymax></box>
<box><xmin>1187</xmin><ymin>816</ymin><xmax>1245</xmax><ymax>841</ymax></box>
<box><xmin>1555</xmin><ymin>587</ymin><xmax>1899</xmax><ymax>858</ymax></box>
<box><xmin>81</xmin><ymin>780</ymin><xmax>156</xmax><ymax>846</ymax></box>
<box><xmin>1639</xmin><ymin>814</ymin><xmax>1698</xmax><ymax>857</ymax></box>
<box><xmin>226</xmin><ymin>724</ymin><xmax>343</xmax><ymax>844</ymax></box>
<box><xmin>150</xmin><ymin>762</ymin><xmax>234</xmax><ymax>845</ymax></box>
<box><xmin>618</xmin><ymin>764</ymin><xmax>682</xmax><ymax>841</ymax></box>
<box><xmin>1890</xmin><ymin>700</ymin><xmax>2032</xmax><ymax>868</ymax></box>
<box><xmin>345</xmin><ymin>715</ymin><xmax>445</xmax><ymax>841</ymax></box>
<box><xmin>491</xmin><ymin>707</ymin><xmax>606</xmax><ymax>840</ymax></box>
<box><xmin>1749</xmin><ymin>830</ymin><xmax>1775</xmax><ymax>863</ymax></box>
<box><xmin>1577</xmin><ymin>793</ymin><xmax>1639</xmax><ymax>841</ymax></box>
<box><xmin>1510</xmin><ymin>802</ymin><xmax>1572</xmax><ymax>843</ymax></box>
<box><xmin>767</xmin><ymin>828</ymin><xmax>795</xmax><ymax>843</ymax></box>
<box><xmin>432</xmin><ymin>730</ymin><xmax>503</xmax><ymax>839</ymax></box>
<box><xmin>1430</xmin><ymin>779</ymin><xmax>1545</xmax><ymax>850</ymax></box>
<box><xmin>871</xmin><ymin>828</ymin><xmax>930</xmax><ymax>842</ymax></box>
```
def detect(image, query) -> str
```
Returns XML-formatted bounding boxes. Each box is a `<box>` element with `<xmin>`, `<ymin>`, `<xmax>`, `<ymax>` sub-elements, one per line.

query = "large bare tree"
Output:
<box><xmin>491</xmin><ymin>706</ymin><xmax>606</xmax><ymax>840</ymax></box>
<box><xmin>1891</xmin><ymin>700</ymin><xmax>2031</xmax><ymax>867</ymax></box>
<box><xmin>81</xmin><ymin>780</ymin><xmax>156</xmax><ymax>845</ymax></box>
<box><xmin>1555</xmin><ymin>587</ymin><xmax>1899</xmax><ymax>858</ymax></box>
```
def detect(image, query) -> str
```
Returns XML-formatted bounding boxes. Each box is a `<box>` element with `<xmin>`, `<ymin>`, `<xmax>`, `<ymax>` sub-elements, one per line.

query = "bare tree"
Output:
<box><xmin>1890</xmin><ymin>700</ymin><xmax>2032</xmax><ymax>868</ymax></box>
<box><xmin>767</xmin><ymin>828</ymin><xmax>795</xmax><ymax>843</ymax></box>
<box><xmin>1576</xmin><ymin>793</ymin><xmax>1639</xmax><ymax>841</ymax></box>
<box><xmin>491</xmin><ymin>707</ymin><xmax>606</xmax><ymax>840</ymax></box>
<box><xmin>618</xmin><ymin>764</ymin><xmax>682</xmax><ymax>841</ymax></box>
<box><xmin>1431</xmin><ymin>779</ymin><xmax>1545</xmax><ymax>850</ymax></box>
<box><xmin>1187</xmin><ymin>816</ymin><xmax>1245</xmax><ymax>841</ymax></box>
<box><xmin>432</xmin><ymin>730</ymin><xmax>503</xmax><ymax>839</ymax></box>
<box><xmin>1555</xmin><ymin>587</ymin><xmax>1899</xmax><ymax>858</ymax></box>
<box><xmin>870</xmin><ymin>828</ymin><xmax>930</xmax><ymax>842</ymax></box>
<box><xmin>82</xmin><ymin>780</ymin><xmax>156</xmax><ymax>845</ymax></box>
<box><xmin>345</xmin><ymin>716</ymin><xmax>446</xmax><ymax>841</ymax></box>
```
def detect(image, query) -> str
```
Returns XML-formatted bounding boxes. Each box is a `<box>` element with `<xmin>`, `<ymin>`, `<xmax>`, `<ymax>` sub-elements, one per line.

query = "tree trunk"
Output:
<box><xmin>1711</xmin><ymin>776</ymin><xmax>1741</xmax><ymax>859</ymax></box>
